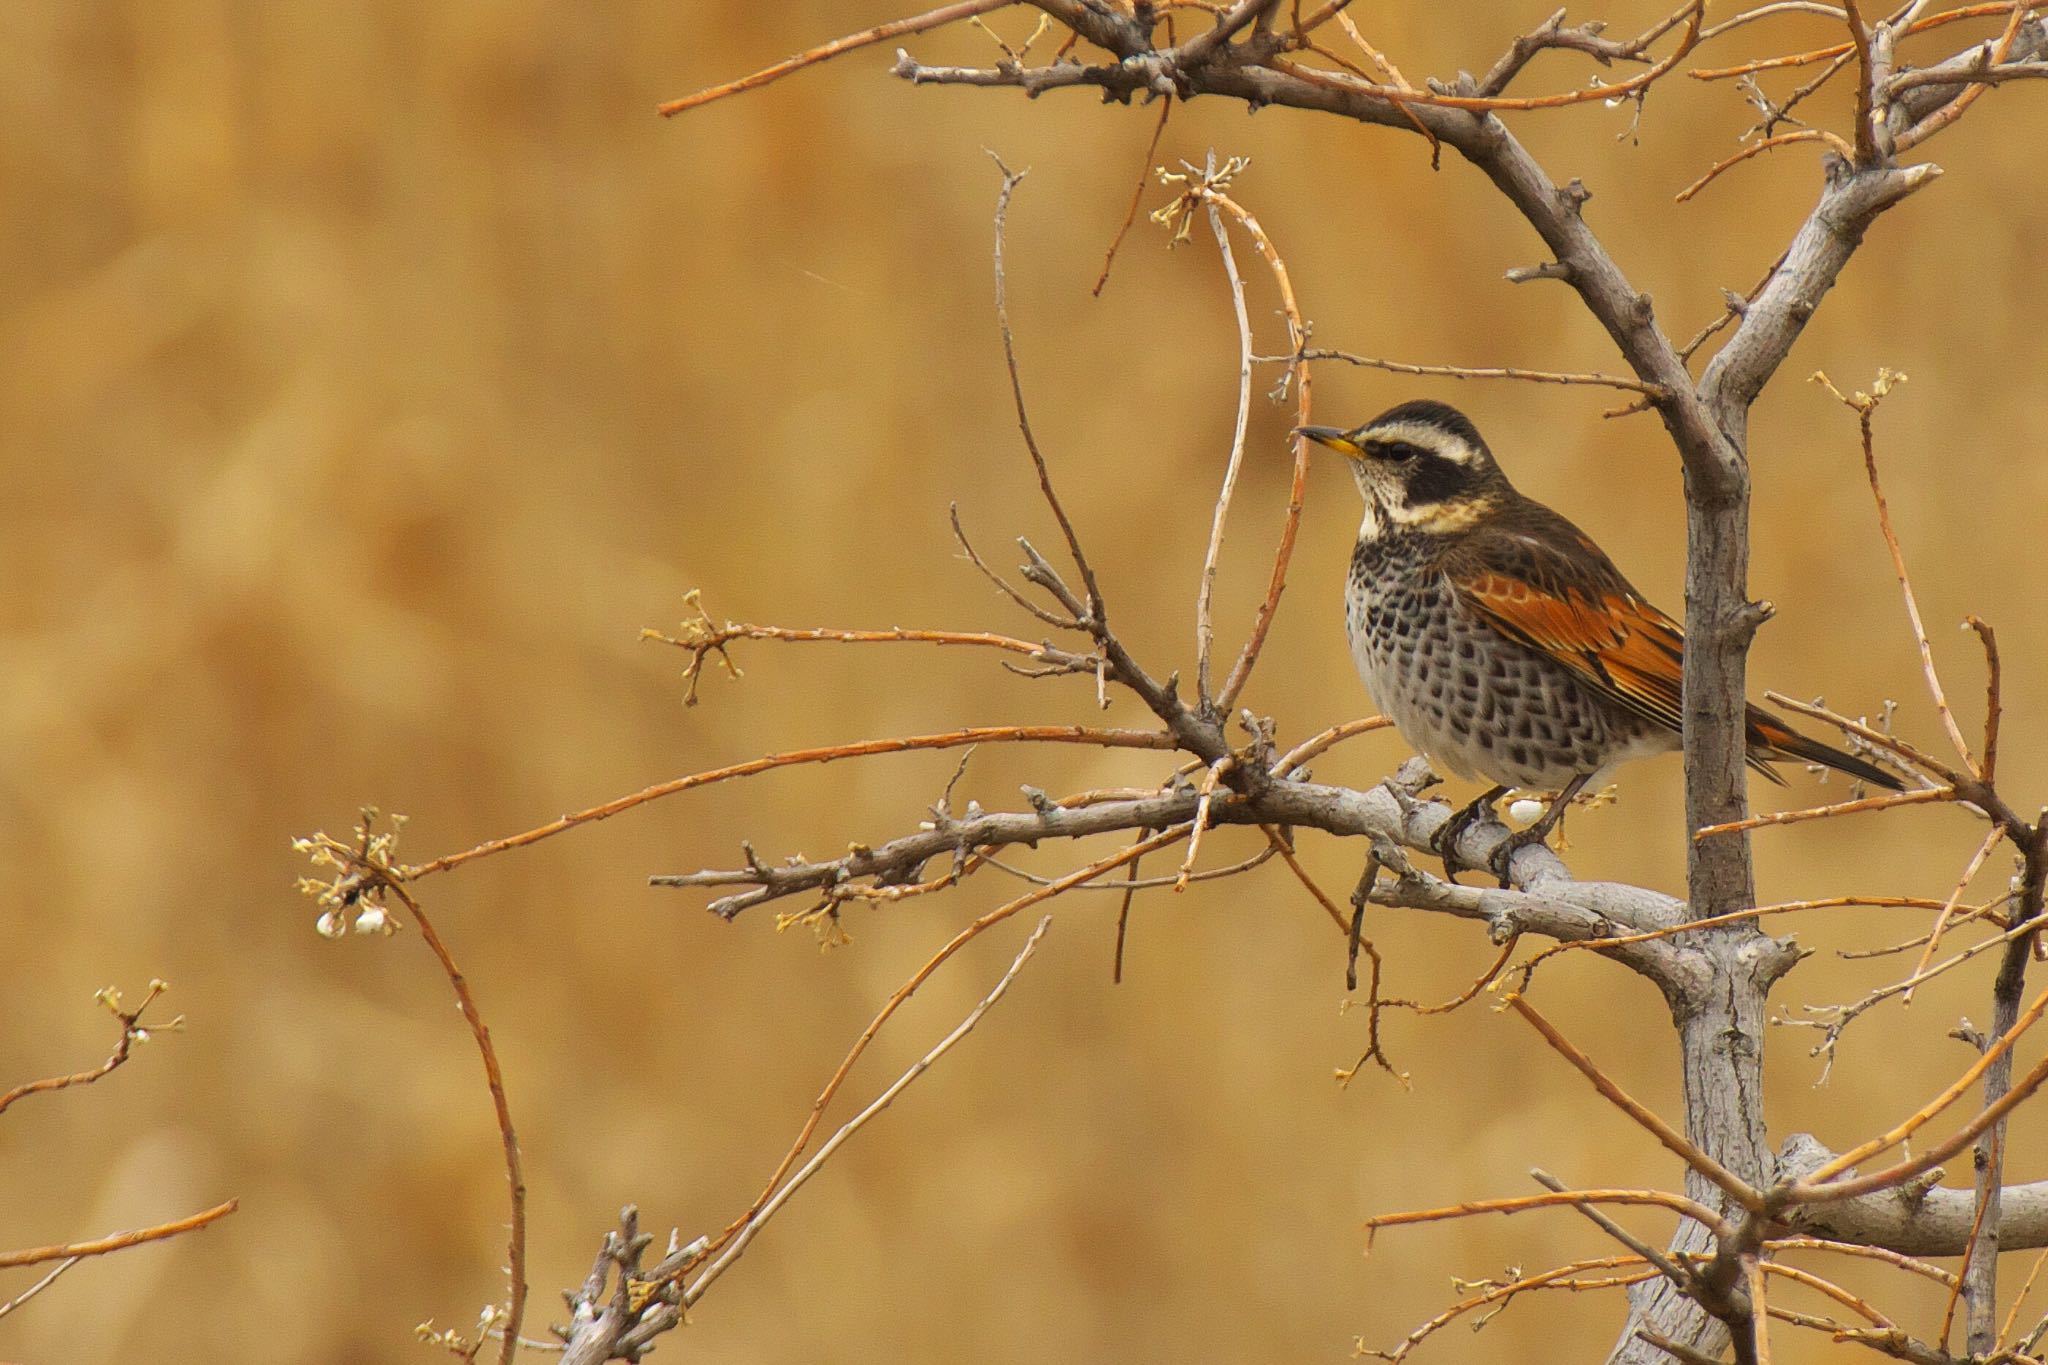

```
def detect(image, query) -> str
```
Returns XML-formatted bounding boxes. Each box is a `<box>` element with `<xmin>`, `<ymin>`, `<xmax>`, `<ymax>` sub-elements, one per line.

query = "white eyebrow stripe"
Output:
<box><xmin>1363</xmin><ymin>420</ymin><xmax>1478</xmax><ymax>463</ymax></box>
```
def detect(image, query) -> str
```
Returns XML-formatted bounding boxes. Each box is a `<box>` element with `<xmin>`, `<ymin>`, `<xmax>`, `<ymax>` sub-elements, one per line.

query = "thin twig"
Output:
<box><xmin>1199</xmin><ymin>187</ymin><xmax>1310</xmax><ymax>714</ymax></box>
<box><xmin>0</xmin><ymin>980</ymin><xmax>171</xmax><ymax>1118</ymax></box>
<box><xmin>990</xmin><ymin>156</ymin><xmax>1106</xmax><ymax>621</ymax></box>
<box><xmin>949</xmin><ymin>503</ymin><xmax>1079</xmax><ymax>629</ymax></box>
<box><xmin>0</xmin><ymin>1256</ymin><xmax>81</xmax><ymax>1321</ymax></box>
<box><xmin>384</xmin><ymin>881</ymin><xmax>526</xmax><ymax>1365</ymax></box>
<box><xmin>1692</xmin><ymin>785</ymin><xmax>1951</xmax><ymax>838</ymax></box>
<box><xmin>1195</xmin><ymin>185</ymin><xmax>1255</xmax><ymax>707</ymax></box>
<box><xmin>1895</xmin><ymin>1</ymin><xmax>2033</xmax><ymax>152</ymax></box>
<box><xmin>1673</xmin><ymin>129</ymin><xmax>1855</xmax><ymax>203</ymax></box>
<box><xmin>1366</xmin><ymin>1188</ymin><xmax>1734</xmax><ymax>1243</ymax></box>
<box><xmin>1532</xmin><ymin>1169</ymin><xmax>1695</xmax><ymax>1290</ymax></box>
<box><xmin>657</xmin><ymin>0</ymin><xmax>1015</xmax><ymax>115</ymax></box>
<box><xmin>402</xmin><ymin>726</ymin><xmax>1175</xmax><ymax>880</ymax></box>
<box><xmin>1269</xmin><ymin>715</ymin><xmax>1394</xmax><ymax>773</ymax></box>
<box><xmin>682</xmin><ymin>916</ymin><xmax>1053</xmax><ymax>1307</ymax></box>
<box><xmin>1903</xmin><ymin>825</ymin><xmax>2003</xmax><ymax>1003</ymax></box>
<box><xmin>0</xmin><ymin>1200</ymin><xmax>237</xmax><ymax>1270</ymax></box>
<box><xmin>1816</xmin><ymin>368</ymin><xmax>1979</xmax><ymax>774</ymax></box>
<box><xmin>1295</xmin><ymin>347</ymin><xmax>1667</xmax><ymax>396</ymax></box>
<box><xmin>692</xmin><ymin>827</ymin><xmax>1189</xmax><ymax>1267</ymax></box>
<box><xmin>1273</xmin><ymin>2</ymin><xmax>1706</xmax><ymax>111</ymax></box>
<box><xmin>1967</xmin><ymin>615</ymin><xmax>2003</xmax><ymax>785</ymax></box>
<box><xmin>1508</xmin><ymin>995</ymin><xmax>1763</xmax><ymax>1211</ymax></box>
<box><xmin>1093</xmin><ymin>97</ymin><xmax>1173</xmax><ymax>296</ymax></box>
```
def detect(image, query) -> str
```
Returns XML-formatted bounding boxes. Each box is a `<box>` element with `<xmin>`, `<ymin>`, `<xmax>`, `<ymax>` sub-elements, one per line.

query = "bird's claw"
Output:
<box><xmin>1432</xmin><ymin>785</ymin><xmax>1509</xmax><ymax>883</ymax></box>
<box><xmin>1486</xmin><ymin>825</ymin><xmax>1551</xmax><ymax>888</ymax></box>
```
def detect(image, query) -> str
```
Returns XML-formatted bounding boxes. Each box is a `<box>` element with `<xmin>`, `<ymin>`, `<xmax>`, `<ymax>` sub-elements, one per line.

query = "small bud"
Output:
<box><xmin>353</xmin><ymin>905</ymin><xmax>392</xmax><ymax>935</ymax></box>
<box><xmin>1508</xmin><ymin>798</ymin><xmax>1545</xmax><ymax>826</ymax></box>
<box><xmin>316</xmin><ymin>910</ymin><xmax>347</xmax><ymax>939</ymax></box>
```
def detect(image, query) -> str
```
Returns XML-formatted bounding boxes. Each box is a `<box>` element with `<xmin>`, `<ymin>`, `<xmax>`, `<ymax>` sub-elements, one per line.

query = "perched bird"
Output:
<box><xmin>1297</xmin><ymin>399</ymin><xmax>1901</xmax><ymax>877</ymax></box>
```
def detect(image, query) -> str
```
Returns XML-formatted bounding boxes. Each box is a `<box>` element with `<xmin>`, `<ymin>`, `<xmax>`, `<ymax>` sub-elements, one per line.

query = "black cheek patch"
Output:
<box><xmin>1404</xmin><ymin>453</ymin><xmax>1470</xmax><ymax>507</ymax></box>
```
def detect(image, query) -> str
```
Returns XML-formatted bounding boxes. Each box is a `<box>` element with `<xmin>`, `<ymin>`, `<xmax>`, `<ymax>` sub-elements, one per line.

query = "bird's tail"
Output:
<box><xmin>1745</xmin><ymin>705</ymin><xmax>1905</xmax><ymax>791</ymax></box>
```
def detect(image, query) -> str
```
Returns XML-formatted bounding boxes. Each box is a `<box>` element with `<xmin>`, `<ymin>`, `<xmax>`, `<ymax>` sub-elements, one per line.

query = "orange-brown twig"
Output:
<box><xmin>403</xmin><ymin>726</ymin><xmax>1175</xmax><ymax>881</ymax></box>
<box><xmin>0</xmin><ymin>1200</ymin><xmax>237</xmax><ymax>1271</ymax></box>
<box><xmin>1174</xmin><ymin>757</ymin><xmax>1231</xmax><ymax>890</ymax></box>
<box><xmin>1506</xmin><ymin>994</ymin><xmax>1763</xmax><ymax>1211</ymax></box>
<box><xmin>0</xmin><ymin>981</ymin><xmax>172</xmax><ymax>1119</ymax></box>
<box><xmin>1748</xmin><ymin>1255</ymin><xmax>1775</xmax><ymax>1362</ymax></box>
<box><xmin>1966</xmin><ymin>615</ymin><xmax>2003</xmax><ymax>785</ymax></box>
<box><xmin>1895</xmin><ymin>0</ymin><xmax>2033</xmax><ymax>151</ymax></box>
<box><xmin>1822</xmin><ymin>368</ymin><xmax>1980</xmax><ymax>774</ymax></box>
<box><xmin>1197</xmin><ymin>186</ymin><xmax>1311</xmax><ymax>715</ymax></box>
<box><xmin>1366</xmin><ymin>1188</ymin><xmax>1733</xmax><ymax>1243</ymax></box>
<box><xmin>1765</xmin><ymin>1260</ymin><xmax>1890</xmax><ymax>1327</ymax></box>
<box><xmin>1673</xmin><ymin>129</ymin><xmax>1855</xmax><ymax>203</ymax></box>
<box><xmin>682</xmin><ymin>915</ymin><xmax>1054</xmax><ymax>1309</ymax></box>
<box><xmin>1998</xmin><ymin>1244</ymin><xmax>2048</xmax><ymax>1346</ymax></box>
<box><xmin>1270</xmin><ymin>715</ymin><xmax>1395</xmax><ymax>773</ymax></box>
<box><xmin>1941</xmin><ymin>1126</ymin><xmax>1999</xmax><ymax>1345</ymax></box>
<box><xmin>1093</xmin><ymin>96</ymin><xmax>1173</xmax><ymax>297</ymax></box>
<box><xmin>1359</xmin><ymin>1255</ymin><xmax>1663</xmax><ymax>1362</ymax></box>
<box><xmin>1692</xmin><ymin>785</ymin><xmax>1952</xmax><ymax>839</ymax></box>
<box><xmin>1328</xmin><ymin>11</ymin><xmax>1439</xmax><ymax>158</ymax></box>
<box><xmin>1299</xmin><ymin>347</ymin><xmax>1667</xmax><ymax>396</ymax></box>
<box><xmin>383</xmin><ymin>880</ymin><xmax>526</xmax><ymax>1365</ymax></box>
<box><xmin>1903</xmin><ymin>825</ymin><xmax>2004</xmax><ymax>1002</ymax></box>
<box><xmin>1792</xmin><ymin>974</ymin><xmax>2048</xmax><ymax>1197</ymax></box>
<box><xmin>1517</xmin><ymin>896</ymin><xmax>1976</xmax><ymax>976</ymax></box>
<box><xmin>1843</xmin><ymin>0</ymin><xmax>1880</xmax><ymax>162</ymax></box>
<box><xmin>693</xmin><ymin>825</ymin><xmax>1192</xmax><ymax>1269</ymax></box>
<box><xmin>658</xmin><ymin>0</ymin><xmax>1015</xmax><ymax>115</ymax></box>
<box><xmin>1688</xmin><ymin>4</ymin><xmax>2026</xmax><ymax>79</ymax></box>
<box><xmin>1769</xmin><ymin>1236</ymin><xmax>1957</xmax><ymax>1289</ymax></box>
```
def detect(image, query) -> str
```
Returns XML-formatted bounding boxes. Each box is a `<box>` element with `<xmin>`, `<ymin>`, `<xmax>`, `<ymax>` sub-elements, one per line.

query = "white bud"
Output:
<box><xmin>353</xmin><ymin>905</ymin><xmax>391</xmax><ymax>935</ymax></box>
<box><xmin>316</xmin><ymin>910</ymin><xmax>347</xmax><ymax>939</ymax></box>
<box><xmin>1507</xmin><ymin>798</ymin><xmax>1546</xmax><ymax>826</ymax></box>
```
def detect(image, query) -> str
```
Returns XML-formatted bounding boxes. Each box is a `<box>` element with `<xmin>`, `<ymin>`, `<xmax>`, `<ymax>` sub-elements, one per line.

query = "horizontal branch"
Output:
<box><xmin>659</xmin><ymin>756</ymin><xmax>1712</xmax><ymax>987</ymax></box>
<box><xmin>1291</xmin><ymin>347</ymin><xmax>1667</xmax><ymax>397</ymax></box>
<box><xmin>402</xmin><ymin>726</ymin><xmax>1176</xmax><ymax>881</ymax></box>
<box><xmin>1778</xmin><ymin>1135</ymin><xmax>2048</xmax><ymax>1256</ymax></box>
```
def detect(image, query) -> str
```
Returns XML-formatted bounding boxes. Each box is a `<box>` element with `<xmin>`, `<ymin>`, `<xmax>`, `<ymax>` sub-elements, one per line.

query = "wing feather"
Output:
<box><xmin>1447</xmin><ymin>520</ymin><xmax>1687</xmax><ymax>738</ymax></box>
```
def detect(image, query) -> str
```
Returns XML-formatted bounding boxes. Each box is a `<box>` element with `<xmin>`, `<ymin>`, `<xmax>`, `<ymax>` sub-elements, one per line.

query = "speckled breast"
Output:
<box><xmin>1343</xmin><ymin>530</ymin><xmax>1668</xmax><ymax>789</ymax></box>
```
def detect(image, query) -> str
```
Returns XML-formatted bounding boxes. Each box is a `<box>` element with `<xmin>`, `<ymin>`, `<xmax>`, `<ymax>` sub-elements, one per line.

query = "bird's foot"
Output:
<box><xmin>1432</xmin><ymin>785</ymin><xmax>1510</xmax><ymax>883</ymax></box>
<box><xmin>1486</xmin><ymin>824</ymin><xmax>1553</xmax><ymax>888</ymax></box>
<box><xmin>1484</xmin><ymin>774</ymin><xmax>1591</xmax><ymax>887</ymax></box>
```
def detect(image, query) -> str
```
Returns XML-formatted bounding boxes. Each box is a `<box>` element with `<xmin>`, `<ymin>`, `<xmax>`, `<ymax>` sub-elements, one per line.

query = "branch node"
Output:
<box><xmin>1505</xmin><ymin>261</ymin><xmax>1573</xmax><ymax>285</ymax></box>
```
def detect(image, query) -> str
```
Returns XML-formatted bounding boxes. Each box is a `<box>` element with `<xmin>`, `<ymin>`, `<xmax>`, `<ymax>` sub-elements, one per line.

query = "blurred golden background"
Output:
<box><xmin>3</xmin><ymin>4</ymin><xmax>2045</xmax><ymax>1361</ymax></box>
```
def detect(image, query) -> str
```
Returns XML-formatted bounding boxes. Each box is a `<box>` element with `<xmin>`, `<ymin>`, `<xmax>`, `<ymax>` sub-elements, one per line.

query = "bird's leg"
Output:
<box><xmin>1432</xmin><ymin>784</ymin><xmax>1511</xmax><ymax>882</ymax></box>
<box><xmin>1486</xmin><ymin>772</ymin><xmax>1593</xmax><ymax>887</ymax></box>
<box><xmin>1346</xmin><ymin>848</ymin><xmax>1383</xmax><ymax>991</ymax></box>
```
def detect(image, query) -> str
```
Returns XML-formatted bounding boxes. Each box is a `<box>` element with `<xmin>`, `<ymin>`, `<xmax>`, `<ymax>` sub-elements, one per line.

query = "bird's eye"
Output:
<box><xmin>1382</xmin><ymin>441</ymin><xmax>1422</xmax><ymax>462</ymax></box>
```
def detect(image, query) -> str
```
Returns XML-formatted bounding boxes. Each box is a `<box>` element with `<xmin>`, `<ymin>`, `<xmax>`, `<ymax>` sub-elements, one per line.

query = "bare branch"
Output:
<box><xmin>382</xmin><ymin>880</ymin><xmax>527</xmax><ymax>1365</ymax></box>
<box><xmin>0</xmin><ymin>980</ymin><xmax>175</xmax><ymax>1119</ymax></box>
<box><xmin>679</xmin><ymin>916</ymin><xmax>1054</xmax><ymax>1309</ymax></box>
<box><xmin>0</xmin><ymin>1200</ymin><xmax>237</xmax><ymax>1271</ymax></box>
<box><xmin>657</xmin><ymin>0</ymin><xmax>1016</xmax><ymax>115</ymax></box>
<box><xmin>989</xmin><ymin>157</ymin><xmax>1106</xmax><ymax>622</ymax></box>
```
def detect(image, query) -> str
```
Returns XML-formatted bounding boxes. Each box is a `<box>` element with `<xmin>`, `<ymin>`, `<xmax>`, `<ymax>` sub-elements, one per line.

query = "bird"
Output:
<box><xmin>1296</xmin><ymin>399</ymin><xmax>1902</xmax><ymax>880</ymax></box>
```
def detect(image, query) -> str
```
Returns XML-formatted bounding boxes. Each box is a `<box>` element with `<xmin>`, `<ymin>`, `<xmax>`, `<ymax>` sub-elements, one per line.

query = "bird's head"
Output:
<box><xmin>1296</xmin><ymin>400</ymin><xmax>1510</xmax><ymax>533</ymax></box>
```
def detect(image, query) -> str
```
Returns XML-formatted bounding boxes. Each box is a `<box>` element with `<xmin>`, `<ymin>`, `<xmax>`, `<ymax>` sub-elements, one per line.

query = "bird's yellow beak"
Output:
<box><xmin>1294</xmin><ymin>425</ymin><xmax>1364</xmax><ymax>458</ymax></box>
